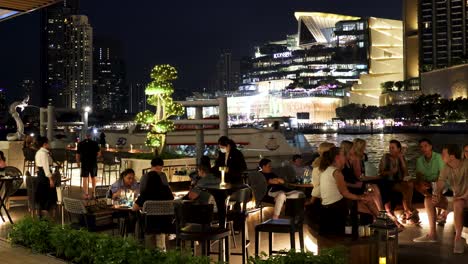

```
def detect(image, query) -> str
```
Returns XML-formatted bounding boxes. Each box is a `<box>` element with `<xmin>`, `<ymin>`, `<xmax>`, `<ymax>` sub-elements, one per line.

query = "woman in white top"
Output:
<box><xmin>310</xmin><ymin>142</ymin><xmax>335</xmax><ymax>204</ymax></box>
<box><xmin>35</xmin><ymin>136</ymin><xmax>57</xmax><ymax>215</ymax></box>
<box><xmin>318</xmin><ymin>147</ymin><xmax>377</xmax><ymax>235</ymax></box>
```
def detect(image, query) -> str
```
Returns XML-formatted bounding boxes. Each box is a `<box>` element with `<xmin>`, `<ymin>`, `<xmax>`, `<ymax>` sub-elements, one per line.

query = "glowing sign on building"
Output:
<box><xmin>273</xmin><ymin>51</ymin><xmax>292</xmax><ymax>59</ymax></box>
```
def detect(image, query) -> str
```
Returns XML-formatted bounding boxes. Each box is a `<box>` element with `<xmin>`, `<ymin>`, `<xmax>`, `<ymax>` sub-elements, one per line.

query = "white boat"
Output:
<box><xmin>103</xmin><ymin>127</ymin><xmax>303</xmax><ymax>169</ymax></box>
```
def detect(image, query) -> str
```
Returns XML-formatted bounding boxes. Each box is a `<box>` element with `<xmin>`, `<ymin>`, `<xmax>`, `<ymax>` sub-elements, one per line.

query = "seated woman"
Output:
<box><xmin>319</xmin><ymin>147</ymin><xmax>377</xmax><ymax>236</ymax></box>
<box><xmin>133</xmin><ymin>165</ymin><xmax>174</xmax><ymax>251</ymax></box>
<box><xmin>310</xmin><ymin>142</ymin><xmax>335</xmax><ymax>204</ymax></box>
<box><xmin>188</xmin><ymin>163</ymin><xmax>220</xmax><ymax>204</ymax></box>
<box><xmin>341</xmin><ymin>139</ymin><xmax>384</xmax><ymax>215</ymax></box>
<box><xmin>259</xmin><ymin>158</ymin><xmax>303</xmax><ymax>219</ymax></box>
<box><xmin>110</xmin><ymin>169</ymin><xmax>140</xmax><ymax>200</ymax></box>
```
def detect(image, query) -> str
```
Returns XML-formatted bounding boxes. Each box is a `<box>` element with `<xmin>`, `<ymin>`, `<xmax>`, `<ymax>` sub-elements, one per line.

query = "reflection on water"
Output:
<box><xmin>304</xmin><ymin>133</ymin><xmax>468</xmax><ymax>173</ymax></box>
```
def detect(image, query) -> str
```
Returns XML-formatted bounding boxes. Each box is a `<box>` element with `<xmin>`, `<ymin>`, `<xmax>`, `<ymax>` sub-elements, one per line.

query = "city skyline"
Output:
<box><xmin>0</xmin><ymin>0</ymin><xmax>402</xmax><ymax>105</ymax></box>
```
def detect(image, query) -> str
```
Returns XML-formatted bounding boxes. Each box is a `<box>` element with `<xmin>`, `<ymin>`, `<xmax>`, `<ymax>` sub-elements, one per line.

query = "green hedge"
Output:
<box><xmin>8</xmin><ymin>217</ymin><xmax>346</xmax><ymax>264</ymax></box>
<box><xmin>9</xmin><ymin>217</ymin><xmax>210</xmax><ymax>264</ymax></box>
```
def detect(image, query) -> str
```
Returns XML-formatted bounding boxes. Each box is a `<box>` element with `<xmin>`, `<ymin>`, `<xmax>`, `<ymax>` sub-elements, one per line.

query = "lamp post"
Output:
<box><xmin>82</xmin><ymin>106</ymin><xmax>91</xmax><ymax>140</ymax></box>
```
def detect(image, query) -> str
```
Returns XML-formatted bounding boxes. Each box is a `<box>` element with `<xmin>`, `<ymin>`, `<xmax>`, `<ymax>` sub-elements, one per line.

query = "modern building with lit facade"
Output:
<box><xmin>64</xmin><ymin>15</ymin><xmax>93</xmax><ymax>109</ymax></box>
<box><xmin>404</xmin><ymin>0</ymin><xmax>468</xmax><ymax>99</ymax></box>
<box><xmin>189</xmin><ymin>13</ymin><xmax>403</xmax><ymax>123</ymax></box>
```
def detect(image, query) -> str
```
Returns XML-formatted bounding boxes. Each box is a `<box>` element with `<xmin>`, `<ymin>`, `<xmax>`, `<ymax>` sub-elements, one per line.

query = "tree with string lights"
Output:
<box><xmin>135</xmin><ymin>64</ymin><xmax>184</xmax><ymax>155</ymax></box>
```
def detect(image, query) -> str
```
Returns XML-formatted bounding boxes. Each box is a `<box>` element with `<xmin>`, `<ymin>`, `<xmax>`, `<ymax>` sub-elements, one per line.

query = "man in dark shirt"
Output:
<box><xmin>260</xmin><ymin>158</ymin><xmax>302</xmax><ymax>219</ymax></box>
<box><xmin>188</xmin><ymin>163</ymin><xmax>220</xmax><ymax>204</ymax></box>
<box><xmin>76</xmin><ymin>133</ymin><xmax>101</xmax><ymax>198</ymax></box>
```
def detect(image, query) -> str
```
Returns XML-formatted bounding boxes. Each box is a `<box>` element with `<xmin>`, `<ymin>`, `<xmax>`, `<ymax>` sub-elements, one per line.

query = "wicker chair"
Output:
<box><xmin>63</xmin><ymin>197</ymin><xmax>115</xmax><ymax>233</ymax></box>
<box><xmin>141</xmin><ymin>200</ymin><xmax>179</xmax><ymax>237</ymax></box>
<box><xmin>95</xmin><ymin>185</ymin><xmax>111</xmax><ymax>199</ymax></box>
<box><xmin>2</xmin><ymin>166</ymin><xmax>25</xmax><ymax>210</ymax></box>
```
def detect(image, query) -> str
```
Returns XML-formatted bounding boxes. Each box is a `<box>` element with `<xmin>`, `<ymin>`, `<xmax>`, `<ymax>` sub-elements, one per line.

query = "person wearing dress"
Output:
<box><xmin>318</xmin><ymin>147</ymin><xmax>375</xmax><ymax>235</ymax></box>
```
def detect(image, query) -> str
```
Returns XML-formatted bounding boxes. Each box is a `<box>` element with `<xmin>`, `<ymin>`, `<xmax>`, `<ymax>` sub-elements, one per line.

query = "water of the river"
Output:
<box><xmin>304</xmin><ymin>133</ymin><xmax>468</xmax><ymax>173</ymax></box>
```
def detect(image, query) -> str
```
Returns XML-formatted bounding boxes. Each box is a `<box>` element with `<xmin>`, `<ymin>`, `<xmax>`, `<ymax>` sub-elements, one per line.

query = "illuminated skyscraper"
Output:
<box><xmin>40</xmin><ymin>0</ymin><xmax>79</xmax><ymax>107</ymax></box>
<box><xmin>93</xmin><ymin>37</ymin><xmax>127</xmax><ymax>112</ymax></box>
<box><xmin>64</xmin><ymin>15</ymin><xmax>93</xmax><ymax>109</ymax></box>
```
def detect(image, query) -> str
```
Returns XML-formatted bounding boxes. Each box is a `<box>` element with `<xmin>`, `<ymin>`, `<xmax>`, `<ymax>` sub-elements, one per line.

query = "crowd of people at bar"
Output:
<box><xmin>3</xmin><ymin>133</ymin><xmax>468</xmax><ymax>255</ymax></box>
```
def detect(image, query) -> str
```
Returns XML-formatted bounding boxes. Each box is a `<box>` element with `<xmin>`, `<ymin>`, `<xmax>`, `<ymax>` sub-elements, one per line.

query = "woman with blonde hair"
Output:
<box><xmin>310</xmin><ymin>142</ymin><xmax>335</xmax><ymax>203</ymax></box>
<box><xmin>346</xmin><ymin>139</ymin><xmax>385</xmax><ymax>212</ymax></box>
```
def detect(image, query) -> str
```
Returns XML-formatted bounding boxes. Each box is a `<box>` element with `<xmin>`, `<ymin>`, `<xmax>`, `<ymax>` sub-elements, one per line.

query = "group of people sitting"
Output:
<box><xmin>262</xmin><ymin>138</ymin><xmax>468</xmax><ymax>254</ymax></box>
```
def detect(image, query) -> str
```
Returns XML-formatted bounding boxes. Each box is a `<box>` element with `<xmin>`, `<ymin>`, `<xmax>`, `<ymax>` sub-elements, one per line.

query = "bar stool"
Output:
<box><xmin>102</xmin><ymin>152</ymin><xmax>121</xmax><ymax>185</ymax></box>
<box><xmin>255</xmin><ymin>197</ymin><xmax>305</xmax><ymax>256</ymax></box>
<box><xmin>226</xmin><ymin>187</ymin><xmax>252</xmax><ymax>264</ymax></box>
<box><xmin>22</xmin><ymin>148</ymin><xmax>36</xmax><ymax>175</ymax></box>
<box><xmin>65</xmin><ymin>150</ymin><xmax>80</xmax><ymax>187</ymax></box>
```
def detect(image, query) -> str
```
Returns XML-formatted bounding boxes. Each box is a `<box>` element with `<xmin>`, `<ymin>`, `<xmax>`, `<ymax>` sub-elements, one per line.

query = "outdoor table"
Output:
<box><xmin>197</xmin><ymin>183</ymin><xmax>248</xmax><ymax>229</ymax></box>
<box><xmin>288</xmin><ymin>183</ymin><xmax>314</xmax><ymax>188</ymax></box>
<box><xmin>0</xmin><ymin>177</ymin><xmax>15</xmax><ymax>224</ymax></box>
<box><xmin>196</xmin><ymin>183</ymin><xmax>248</xmax><ymax>262</ymax></box>
<box><xmin>110</xmin><ymin>204</ymin><xmax>137</xmax><ymax>237</ymax></box>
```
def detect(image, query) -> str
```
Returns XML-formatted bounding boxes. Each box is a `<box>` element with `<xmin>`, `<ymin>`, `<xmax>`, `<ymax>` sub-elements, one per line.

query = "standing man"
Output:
<box><xmin>76</xmin><ymin>133</ymin><xmax>101</xmax><ymax>199</ymax></box>
<box><xmin>414</xmin><ymin>138</ymin><xmax>448</xmax><ymax>225</ymax></box>
<box><xmin>414</xmin><ymin>144</ymin><xmax>468</xmax><ymax>254</ymax></box>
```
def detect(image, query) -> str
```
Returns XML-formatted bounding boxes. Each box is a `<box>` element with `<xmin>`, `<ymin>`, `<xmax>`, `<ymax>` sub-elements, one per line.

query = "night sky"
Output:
<box><xmin>0</xmin><ymin>0</ymin><xmax>402</xmax><ymax>104</ymax></box>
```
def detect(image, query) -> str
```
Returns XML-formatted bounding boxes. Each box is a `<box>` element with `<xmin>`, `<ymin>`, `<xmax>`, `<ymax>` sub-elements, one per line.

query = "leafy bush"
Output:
<box><xmin>9</xmin><ymin>218</ymin><xmax>345</xmax><ymax>264</ymax></box>
<box><xmin>8</xmin><ymin>216</ymin><xmax>53</xmax><ymax>253</ymax></box>
<box><xmin>248</xmin><ymin>247</ymin><xmax>346</xmax><ymax>264</ymax></box>
<box><xmin>8</xmin><ymin>217</ymin><xmax>211</xmax><ymax>264</ymax></box>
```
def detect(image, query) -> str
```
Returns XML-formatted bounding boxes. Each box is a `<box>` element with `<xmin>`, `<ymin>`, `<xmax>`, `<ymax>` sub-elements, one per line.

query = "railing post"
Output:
<box><xmin>218</xmin><ymin>97</ymin><xmax>228</xmax><ymax>137</ymax></box>
<box><xmin>195</xmin><ymin>106</ymin><xmax>204</xmax><ymax>163</ymax></box>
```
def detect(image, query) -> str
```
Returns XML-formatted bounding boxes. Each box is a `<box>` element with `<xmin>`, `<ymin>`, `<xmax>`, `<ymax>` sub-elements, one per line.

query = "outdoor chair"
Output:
<box><xmin>22</xmin><ymin>148</ymin><xmax>36</xmax><ymax>176</ymax></box>
<box><xmin>64</xmin><ymin>150</ymin><xmax>79</xmax><ymax>186</ymax></box>
<box><xmin>2</xmin><ymin>166</ymin><xmax>26</xmax><ymax>210</ymax></box>
<box><xmin>174</xmin><ymin>201</ymin><xmax>230</xmax><ymax>262</ymax></box>
<box><xmin>226</xmin><ymin>186</ymin><xmax>252</xmax><ymax>264</ymax></box>
<box><xmin>141</xmin><ymin>200</ymin><xmax>179</xmax><ymax>241</ymax></box>
<box><xmin>94</xmin><ymin>185</ymin><xmax>111</xmax><ymax>199</ymax></box>
<box><xmin>247</xmin><ymin>171</ymin><xmax>275</xmax><ymax>222</ymax></box>
<box><xmin>255</xmin><ymin>197</ymin><xmax>306</xmax><ymax>256</ymax></box>
<box><xmin>63</xmin><ymin>197</ymin><xmax>116</xmax><ymax>233</ymax></box>
<box><xmin>102</xmin><ymin>152</ymin><xmax>121</xmax><ymax>185</ymax></box>
<box><xmin>25</xmin><ymin>172</ymin><xmax>38</xmax><ymax>217</ymax></box>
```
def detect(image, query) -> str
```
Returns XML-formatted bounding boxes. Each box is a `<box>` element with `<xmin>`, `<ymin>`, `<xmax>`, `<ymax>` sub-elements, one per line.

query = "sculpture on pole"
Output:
<box><xmin>7</xmin><ymin>96</ymin><xmax>29</xmax><ymax>141</ymax></box>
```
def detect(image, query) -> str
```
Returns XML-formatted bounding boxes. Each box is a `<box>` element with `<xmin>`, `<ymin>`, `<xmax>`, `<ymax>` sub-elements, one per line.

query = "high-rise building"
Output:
<box><xmin>210</xmin><ymin>52</ymin><xmax>241</xmax><ymax>92</ymax></box>
<box><xmin>93</xmin><ymin>37</ymin><xmax>127</xmax><ymax>112</ymax></box>
<box><xmin>129</xmin><ymin>83</ymin><xmax>146</xmax><ymax>113</ymax></box>
<box><xmin>40</xmin><ymin>0</ymin><xmax>79</xmax><ymax>107</ymax></box>
<box><xmin>0</xmin><ymin>88</ymin><xmax>6</xmax><ymax>112</ymax></box>
<box><xmin>404</xmin><ymin>0</ymin><xmax>468</xmax><ymax>99</ymax></box>
<box><xmin>64</xmin><ymin>15</ymin><xmax>93</xmax><ymax>109</ymax></box>
<box><xmin>20</xmin><ymin>79</ymin><xmax>35</xmax><ymax>98</ymax></box>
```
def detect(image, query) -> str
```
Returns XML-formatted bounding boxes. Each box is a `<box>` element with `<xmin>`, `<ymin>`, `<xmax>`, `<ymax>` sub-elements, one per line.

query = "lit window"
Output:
<box><xmin>424</xmin><ymin>22</ymin><xmax>431</xmax><ymax>29</ymax></box>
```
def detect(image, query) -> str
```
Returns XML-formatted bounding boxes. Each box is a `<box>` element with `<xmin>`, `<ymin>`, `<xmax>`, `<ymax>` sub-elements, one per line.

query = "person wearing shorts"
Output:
<box><xmin>76</xmin><ymin>133</ymin><xmax>101</xmax><ymax>198</ymax></box>
<box><xmin>414</xmin><ymin>144</ymin><xmax>468</xmax><ymax>254</ymax></box>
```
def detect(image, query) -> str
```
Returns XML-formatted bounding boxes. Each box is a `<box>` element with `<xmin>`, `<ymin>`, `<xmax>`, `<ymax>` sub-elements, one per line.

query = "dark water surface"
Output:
<box><xmin>304</xmin><ymin>133</ymin><xmax>468</xmax><ymax>172</ymax></box>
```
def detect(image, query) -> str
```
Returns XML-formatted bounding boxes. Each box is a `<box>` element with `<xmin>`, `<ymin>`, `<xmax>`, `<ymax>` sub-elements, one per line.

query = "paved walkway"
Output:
<box><xmin>0</xmin><ymin>239</ymin><xmax>64</xmax><ymax>264</ymax></box>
